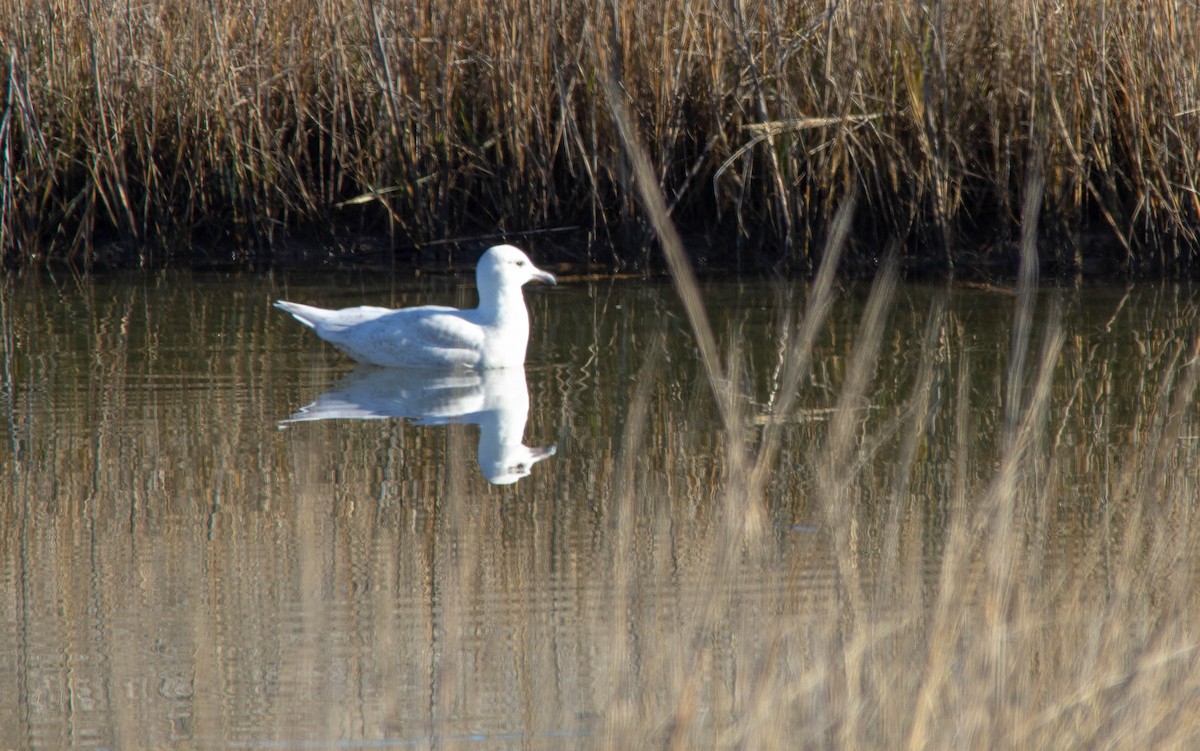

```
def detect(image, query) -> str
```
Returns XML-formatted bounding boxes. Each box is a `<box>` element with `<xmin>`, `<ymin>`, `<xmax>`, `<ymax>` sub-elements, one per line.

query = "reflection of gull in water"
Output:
<box><xmin>282</xmin><ymin>365</ymin><xmax>555</xmax><ymax>485</ymax></box>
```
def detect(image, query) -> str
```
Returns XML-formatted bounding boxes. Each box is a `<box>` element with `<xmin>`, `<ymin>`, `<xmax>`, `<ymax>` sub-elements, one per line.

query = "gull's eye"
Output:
<box><xmin>516</xmin><ymin>260</ymin><xmax>526</xmax><ymax>267</ymax></box>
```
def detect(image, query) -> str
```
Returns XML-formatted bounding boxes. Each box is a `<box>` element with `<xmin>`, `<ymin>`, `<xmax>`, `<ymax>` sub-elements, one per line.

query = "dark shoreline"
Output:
<box><xmin>22</xmin><ymin>218</ymin><xmax>1192</xmax><ymax>283</ymax></box>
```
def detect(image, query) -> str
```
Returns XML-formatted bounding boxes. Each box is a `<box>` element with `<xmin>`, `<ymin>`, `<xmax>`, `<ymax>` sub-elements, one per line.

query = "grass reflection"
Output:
<box><xmin>1</xmin><ymin>269</ymin><xmax>1200</xmax><ymax>747</ymax></box>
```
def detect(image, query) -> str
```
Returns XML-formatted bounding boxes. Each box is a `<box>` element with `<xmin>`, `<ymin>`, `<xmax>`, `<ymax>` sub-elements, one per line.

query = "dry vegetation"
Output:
<box><xmin>1</xmin><ymin>0</ymin><xmax>1198</xmax><ymax>270</ymax></box>
<box><xmin>597</xmin><ymin>89</ymin><xmax>1200</xmax><ymax>746</ymax></box>
<box><xmin>3</xmin><ymin>29</ymin><xmax>1200</xmax><ymax>739</ymax></box>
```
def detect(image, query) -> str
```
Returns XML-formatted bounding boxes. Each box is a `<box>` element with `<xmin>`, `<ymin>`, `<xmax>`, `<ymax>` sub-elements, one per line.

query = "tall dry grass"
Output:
<box><xmin>2</xmin><ymin>21</ymin><xmax>1200</xmax><ymax>739</ymax></box>
<box><xmin>598</xmin><ymin>77</ymin><xmax>1200</xmax><ymax>746</ymax></box>
<box><xmin>0</xmin><ymin>0</ymin><xmax>1198</xmax><ymax>269</ymax></box>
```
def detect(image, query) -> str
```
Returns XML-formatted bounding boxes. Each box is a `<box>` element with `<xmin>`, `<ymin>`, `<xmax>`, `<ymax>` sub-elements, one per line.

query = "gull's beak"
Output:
<box><xmin>531</xmin><ymin>267</ymin><xmax>557</xmax><ymax>286</ymax></box>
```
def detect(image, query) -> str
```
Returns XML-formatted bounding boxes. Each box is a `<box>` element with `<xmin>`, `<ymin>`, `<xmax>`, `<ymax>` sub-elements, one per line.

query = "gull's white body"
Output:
<box><xmin>276</xmin><ymin>245</ymin><xmax>555</xmax><ymax>369</ymax></box>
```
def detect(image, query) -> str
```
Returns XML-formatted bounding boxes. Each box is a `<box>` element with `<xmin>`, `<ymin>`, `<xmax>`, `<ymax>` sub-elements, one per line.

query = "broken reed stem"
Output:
<box><xmin>603</xmin><ymin>75</ymin><xmax>733</xmax><ymax>433</ymax></box>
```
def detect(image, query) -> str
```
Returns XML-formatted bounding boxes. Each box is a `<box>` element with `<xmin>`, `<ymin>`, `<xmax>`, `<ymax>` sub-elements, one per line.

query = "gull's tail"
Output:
<box><xmin>275</xmin><ymin>300</ymin><xmax>331</xmax><ymax>330</ymax></box>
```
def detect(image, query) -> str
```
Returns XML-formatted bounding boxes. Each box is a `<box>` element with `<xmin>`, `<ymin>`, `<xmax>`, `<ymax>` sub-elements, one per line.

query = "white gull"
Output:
<box><xmin>275</xmin><ymin>244</ymin><xmax>555</xmax><ymax>369</ymax></box>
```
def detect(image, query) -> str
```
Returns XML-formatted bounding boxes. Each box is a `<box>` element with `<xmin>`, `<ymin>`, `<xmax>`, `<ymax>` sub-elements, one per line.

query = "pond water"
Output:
<box><xmin>2</xmin><ymin>269</ymin><xmax>1199</xmax><ymax>748</ymax></box>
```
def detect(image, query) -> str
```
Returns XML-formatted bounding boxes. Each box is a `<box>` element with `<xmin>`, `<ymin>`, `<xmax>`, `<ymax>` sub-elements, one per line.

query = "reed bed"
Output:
<box><xmin>594</xmin><ymin>98</ymin><xmax>1200</xmax><ymax>747</ymax></box>
<box><xmin>1</xmin><ymin>0</ymin><xmax>1198</xmax><ymax>270</ymax></box>
<box><xmin>2</xmin><ymin>88</ymin><xmax>1199</xmax><ymax>746</ymax></box>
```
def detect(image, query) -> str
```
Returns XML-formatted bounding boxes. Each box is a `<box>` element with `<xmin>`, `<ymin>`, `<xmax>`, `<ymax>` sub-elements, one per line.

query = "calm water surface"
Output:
<box><xmin>1</xmin><ymin>270</ymin><xmax>1198</xmax><ymax>747</ymax></box>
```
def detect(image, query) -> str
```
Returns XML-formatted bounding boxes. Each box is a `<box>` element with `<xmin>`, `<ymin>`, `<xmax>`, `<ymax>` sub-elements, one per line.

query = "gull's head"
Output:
<box><xmin>477</xmin><ymin>244</ymin><xmax>556</xmax><ymax>290</ymax></box>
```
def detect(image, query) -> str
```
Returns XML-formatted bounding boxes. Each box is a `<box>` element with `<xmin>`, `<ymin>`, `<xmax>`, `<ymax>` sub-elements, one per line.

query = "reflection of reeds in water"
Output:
<box><xmin>3</xmin><ymin>266</ymin><xmax>1200</xmax><ymax>747</ymax></box>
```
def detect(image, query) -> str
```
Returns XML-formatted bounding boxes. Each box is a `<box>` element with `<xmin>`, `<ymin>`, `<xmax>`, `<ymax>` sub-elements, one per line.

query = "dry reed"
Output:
<box><xmin>599</xmin><ymin>72</ymin><xmax>1200</xmax><ymax>746</ymax></box>
<box><xmin>0</xmin><ymin>0</ymin><xmax>1198</xmax><ymax>270</ymax></box>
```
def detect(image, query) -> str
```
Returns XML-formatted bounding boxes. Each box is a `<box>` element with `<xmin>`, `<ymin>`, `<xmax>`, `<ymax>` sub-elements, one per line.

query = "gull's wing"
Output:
<box><xmin>329</xmin><ymin>306</ymin><xmax>487</xmax><ymax>368</ymax></box>
<box><xmin>275</xmin><ymin>301</ymin><xmax>393</xmax><ymax>332</ymax></box>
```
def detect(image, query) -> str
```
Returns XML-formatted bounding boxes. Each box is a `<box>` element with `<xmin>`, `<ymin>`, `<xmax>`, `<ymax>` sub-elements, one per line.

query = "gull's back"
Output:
<box><xmin>336</xmin><ymin>305</ymin><xmax>488</xmax><ymax>368</ymax></box>
<box><xmin>277</xmin><ymin>300</ymin><xmax>488</xmax><ymax>368</ymax></box>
